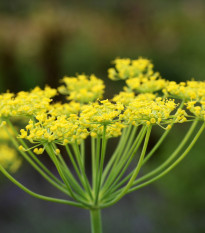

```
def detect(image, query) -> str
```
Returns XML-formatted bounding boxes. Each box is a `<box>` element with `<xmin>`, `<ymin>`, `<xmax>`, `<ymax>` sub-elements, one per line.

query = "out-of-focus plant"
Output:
<box><xmin>0</xmin><ymin>127</ymin><xmax>22</xmax><ymax>173</ymax></box>
<box><xmin>0</xmin><ymin>57</ymin><xmax>205</xmax><ymax>233</ymax></box>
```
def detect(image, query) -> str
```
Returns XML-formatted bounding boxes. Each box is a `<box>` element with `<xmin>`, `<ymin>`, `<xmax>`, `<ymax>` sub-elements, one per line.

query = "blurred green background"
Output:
<box><xmin>0</xmin><ymin>0</ymin><xmax>205</xmax><ymax>232</ymax></box>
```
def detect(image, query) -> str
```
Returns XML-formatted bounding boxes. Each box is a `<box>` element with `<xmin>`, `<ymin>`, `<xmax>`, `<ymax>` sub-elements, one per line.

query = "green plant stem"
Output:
<box><xmin>91</xmin><ymin>137</ymin><xmax>96</xmax><ymax>190</ymax></box>
<box><xmin>94</xmin><ymin>135</ymin><xmax>101</xmax><ymax>195</ymax></box>
<box><xmin>142</xmin><ymin>100</ymin><xmax>185</xmax><ymax>165</ymax></box>
<box><xmin>0</xmin><ymin>163</ymin><xmax>87</xmax><ymax>209</ymax></box>
<box><xmin>101</xmin><ymin>125</ymin><xmax>132</xmax><ymax>183</ymax></box>
<box><xmin>6</xmin><ymin>119</ymin><xmax>63</xmax><ymax>185</ymax></box>
<box><xmin>95</xmin><ymin>125</ymin><xmax>107</xmax><ymax>205</ymax></box>
<box><xmin>100</xmin><ymin>126</ymin><xmax>146</xmax><ymax>197</ymax></box>
<box><xmin>90</xmin><ymin>209</ymin><xmax>102</xmax><ymax>233</ymax></box>
<box><xmin>65</xmin><ymin>144</ymin><xmax>86</xmax><ymax>187</ymax></box>
<box><xmin>73</xmin><ymin>142</ymin><xmax>93</xmax><ymax>200</ymax></box>
<box><xmin>3</xmin><ymin>125</ymin><xmax>70</xmax><ymax>196</ymax></box>
<box><xmin>101</xmin><ymin>126</ymin><xmax>152</xmax><ymax>208</ymax></box>
<box><xmin>46</xmin><ymin>144</ymin><xmax>91</xmax><ymax>208</ymax></box>
<box><xmin>54</xmin><ymin>150</ymin><xmax>88</xmax><ymax>201</ymax></box>
<box><xmin>127</xmin><ymin>121</ymin><xmax>205</xmax><ymax>193</ymax></box>
<box><xmin>110</xmin><ymin>125</ymin><xmax>135</xmax><ymax>169</ymax></box>
<box><xmin>131</xmin><ymin>120</ymin><xmax>198</xmax><ymax>187</ymax></box>
<box><xmin>109</xmin><ymin>120</ymin><xmax>198</xmax><ymax>195</ymax></box>
<box><xmin>81</xmin><ymin>140</ymin><xmax>85</xmax><ymax>168</ymax></box>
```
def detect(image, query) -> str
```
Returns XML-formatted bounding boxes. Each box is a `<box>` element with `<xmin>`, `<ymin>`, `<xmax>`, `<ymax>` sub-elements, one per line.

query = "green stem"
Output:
<box><xmin>95</xmin><ymin>125</ymin><xmax>107</xmax><ymax>205</ymax></box>
<box><xmin>101</xmin><ymin>126</ymin><xmax>152</xmax><ymax>207</ymax></box>
<box><xmin>91</xmin><ymin>137</ymin><xmax>96</xmax><ymax>190</ymax></box>
<box><xmin>81</xmin><ymin>140</ymin><xmax>85</xmax><ymax>168</ymax></box>
<box><xmin>4</xmin><ymin>125</ymin><xmax>70</xmax><ymax>196</ymax></box>
<box><xmin>46</xmin><ymin>144</ymin><xmax>91</xmax><ymax>208</ymax></box>
<box><xmin>105</xmin><ymin>120</ymin><xmax>198</xmax><ymax>200</ymax></box>
<box><xmin>90</xmin><ymin>209</ymin><xmax>102</xmax><ymax>233</ymax></box>
<box><xmin>65</xmin><ymin>144</ymin><xmax>85</xmax><ymax>187</ymax></box>
<box><xmin>100</xmin><ymin>126</ymin><xmax>146</xmax><ymax>197</ymax></box>
<box><xmin>131</xmin><ymin>120</ymin><xmax>198</xmax><ymax>187</ymax></box>
<box><xmin>73</xmin><ymin>142</ymin><xmax>93</xmax><ymax>200</ymax></box>
<box><xmin>6</xmin><ymin>119</ymin><xmax>63</xmax><ymax>185</ymax></box>
<box><xmin>128</xmin><ymin>121</ymin><xmax>205</xmax><ymax>193</ymax></box>
<box><xmin>0</xmin><ymin>163</ymin><xmax>87</xmax><ymax>209</ymax></box>
<box><xmin>142</xmin><ymin>100</ymin><xmax>185</xmax><ymax>165</ymax></box>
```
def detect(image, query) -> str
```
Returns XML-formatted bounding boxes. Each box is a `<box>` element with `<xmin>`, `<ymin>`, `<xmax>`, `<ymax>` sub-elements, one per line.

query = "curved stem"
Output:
<box><xmin>6</xmin><ymin>119</ymin><xmax>63</xmax><ymax>185</ymax></box>
<box><xmin>142</xmin><ymin>100</ymin><xmax>185</xmax><ymax>165</ymax></box>
<box><xmin>0</xmin><ymin>164</ymin><xmax>87</xmax><ymax>209</ymax></box>
<box><xmin>4</xmin><ymin>125</ymin><xmax>70</xmax><ymax>196</ymax></box>
<box><xmin>104</xmin><ymin>120</ymin><xmax>198</xmax><ymax>200</ymax></box>
<box><xmin>132</xmin><ymin>120</ymin><xmax>198</xmax><ymax>187</ymax></box>
<box><xmin>46</xmin><ymin>144</ymin><xmax>91</xmax><ymax>208</ymax></box>
<box><xmin>127</xmin><ymin>122</ymin><xmax>205</xmax><ymax>194</ymax></box>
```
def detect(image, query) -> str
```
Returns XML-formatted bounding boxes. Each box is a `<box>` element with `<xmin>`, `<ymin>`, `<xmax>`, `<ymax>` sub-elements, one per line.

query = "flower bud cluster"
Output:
<box><xmin>58</xmin><ymin>74</ymin><xmax>105</xmax><ymax>103</ymax></box>
<box><xmin>0</xmin><ymin>86</ymin><xmax>57</xmax><ymax>118</ymax></box>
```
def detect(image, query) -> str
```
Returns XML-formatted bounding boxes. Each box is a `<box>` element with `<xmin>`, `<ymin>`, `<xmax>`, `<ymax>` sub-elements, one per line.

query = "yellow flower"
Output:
<box><xmin>163</xmin><ymin>80</ymin><xmax>205</xmax><ymax>101</ymax></box>
<box><xmin>0</xmin><ymin>145</ymin><xmax>22</xmax><ymax>173</ymax></box>
<box><xmin>58</xmin><ymin>74</ymin><xmax>105</xmax><ymax>103</ymax></box>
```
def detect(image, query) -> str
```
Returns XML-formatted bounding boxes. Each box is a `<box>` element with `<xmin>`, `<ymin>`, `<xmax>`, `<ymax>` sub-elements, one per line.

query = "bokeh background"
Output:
<box><xmin>0</xmin><ymin>0</ymin><xmax>205</xmax><ymax>232</ymax></box>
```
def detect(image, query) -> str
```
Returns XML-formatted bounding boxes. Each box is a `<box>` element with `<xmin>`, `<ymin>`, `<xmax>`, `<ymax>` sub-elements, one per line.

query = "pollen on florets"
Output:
<box><xmin>58</xmin><ymin>74</ymin><xmax>105</xmax><ymax>103</ymax></box>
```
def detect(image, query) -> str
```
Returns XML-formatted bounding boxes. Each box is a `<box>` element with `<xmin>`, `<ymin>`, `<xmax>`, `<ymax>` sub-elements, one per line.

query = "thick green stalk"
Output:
<box><xmin>90</xmin><ymin>209</ymin><xmax>102</xmax><ymax>233</ymax></box>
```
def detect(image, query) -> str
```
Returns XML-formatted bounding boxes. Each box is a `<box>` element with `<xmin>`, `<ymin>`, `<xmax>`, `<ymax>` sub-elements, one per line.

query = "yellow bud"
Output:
<box><xmin>33</xmin><ymin>148</ymin><xmax>39</xmax><ymax>154</ymax></box>
<box><xmin>150</xmin><ymin>118</ymin><xmax>156</xmax><ymax>124</ymax></box>
<box><xmin>55</xmin><ymin>149</ymin><xmax>60</xmax><ymax>155</ymax></box>
<box><xmin>38</xmin><ymin>148</ymin><xmax>44</xmax><ymax>154</ymax></box>
<box><xmin>166</xmin><ymin>125</ymin><xmax>172</xmax><ymax>130</ymax></box>
<box><xmin>18</xmin><ymin>145</ymin><xmax>25</xmax><ymax>151</ymax></box>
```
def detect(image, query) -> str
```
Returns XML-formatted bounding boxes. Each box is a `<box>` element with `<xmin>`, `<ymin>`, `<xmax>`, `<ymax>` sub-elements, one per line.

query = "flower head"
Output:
<box><xmin>58</xmin><ymin>74</ymin><xmax>105</xmax><ymax>103</ymax></box>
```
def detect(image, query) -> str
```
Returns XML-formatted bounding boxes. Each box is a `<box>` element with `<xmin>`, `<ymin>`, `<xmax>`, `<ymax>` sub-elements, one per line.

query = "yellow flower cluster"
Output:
<box><xmin>186</xmin><ymin>100</ymin><xmax>205</xmax><ymax>120</ymax></box>
<box><xmin>120</xmin><ymin>97</ymin><xmax>185</xmax><ymax>127</ymax></box>
<box><xmin>108</xmin><ymin>57</ymin><xmax>166</xmax><ymax>93</ymax></box>
<box><xmin>163</xmin><ymin>81</ymin><xmax>205</xmax><ymax>101</ymax></box>
<box><xmin>0</xmin><ymin>145</ymin><xmax>22</xmax><ymax>173</ymax></box>
<box><xmin>125</xmin><ymin>76</ymin><xmax>166</xmax><ymax>93</ymax></box>
<box><xmin>112</xmin><ymin>92</ymin><xmax>156</xmax><ymax>106</ymax></box>
<box><xmin>1</xmin><ymin>57</ymin><xmax>204</xmax><ymax>159</ymax></box>
<box><xmin>80</xmin><ymin>100</ymin><xmax>125</xmax><ymax>138</ymax></box>
<box><xmin>58</xmin><ymin>74</ymin><xmax>105</xmax><ymax>103</ymax></box>
<box><xmin>112</xmin><ymin>92</ymin><xmax>135</xmax><ymax>106</ymax></box>
<box><xmin>108</xmin><ymin>57</ymin><xmax>154</xmax><ymax>80</ymax></box>
<box><xmin>19</xmin><ymin>114</ymin><xmax>89</xmax><ymax>150</ymax></box>
<box><xmin>0</xmin><ymin>86</ymin><xmax>57</xmax><ymax>118</ymax></box>
<box><xmin>49</xmin><ymin>101</ymin><xmax>81</xmax><ymax>117</ymax></box>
